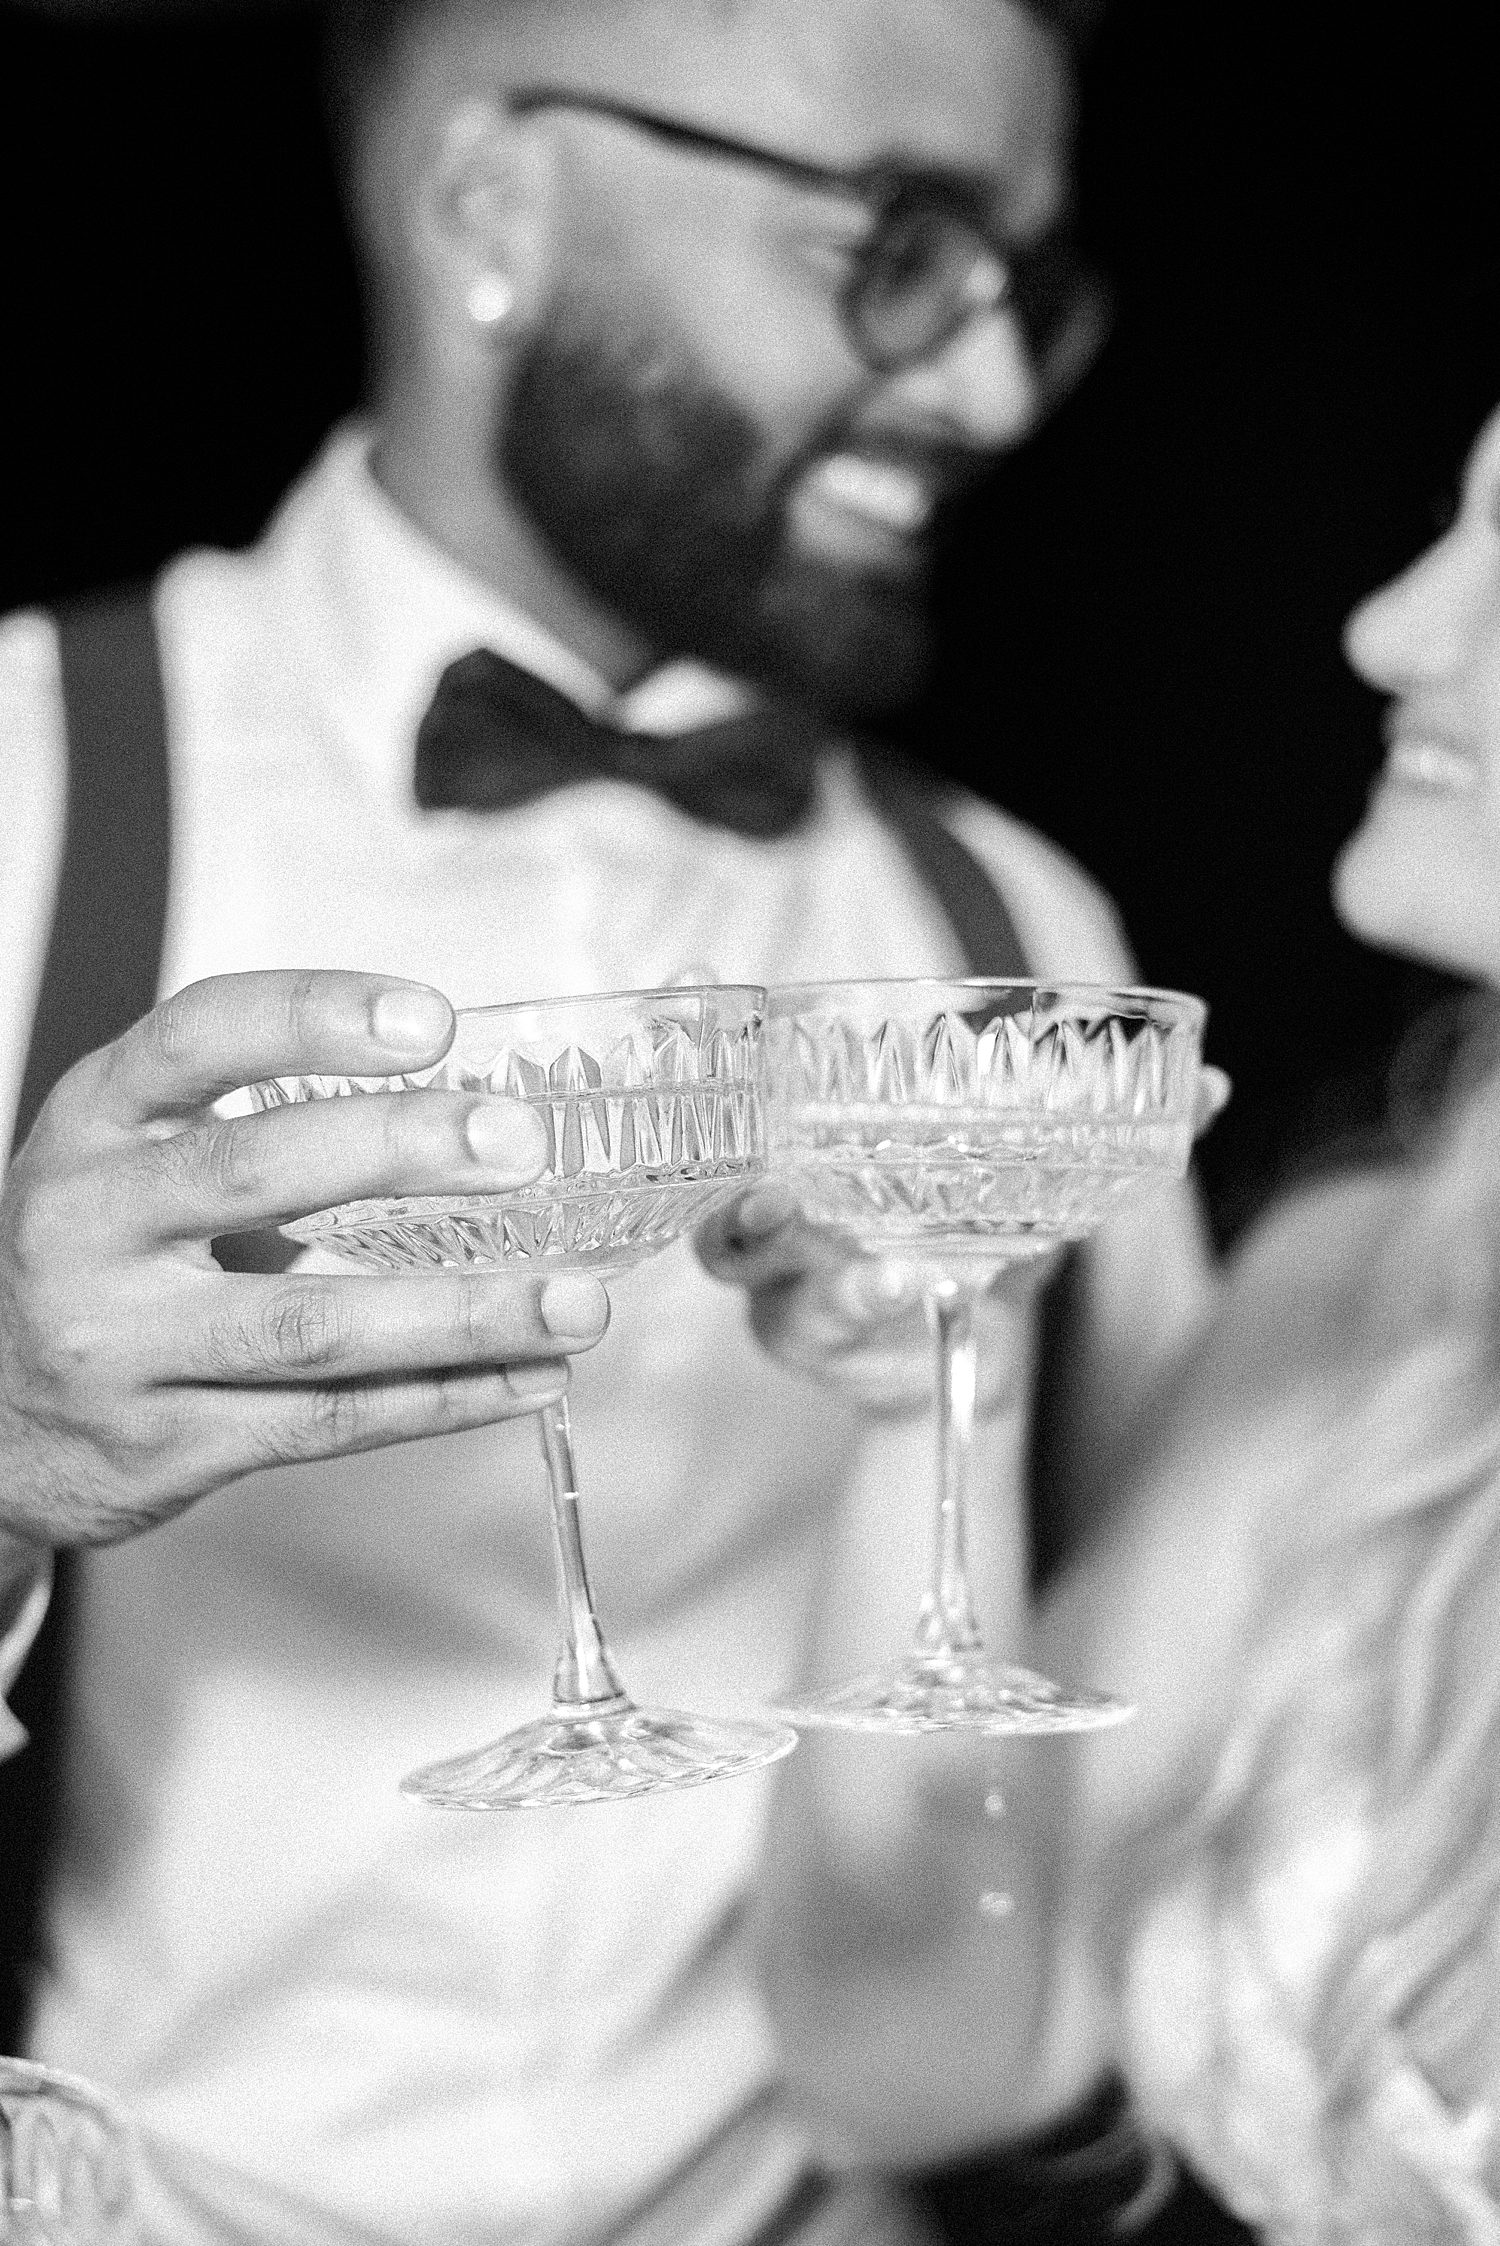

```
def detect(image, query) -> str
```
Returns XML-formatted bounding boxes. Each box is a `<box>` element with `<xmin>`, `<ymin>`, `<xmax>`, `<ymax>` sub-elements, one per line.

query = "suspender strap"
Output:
<box><xmin>858</xmin><ymin>746</ymin><xmax>1083</xmax><ymax>1588</ymax></box>
<box><xmin>1</xmin><ymin>584</ymin><xmax>172</xmax><ymax>2056</ymax></box>
<box><xmin>12</xmin><ymin>586</ymin><xmax>174</xmax><ymax>1151</ymax></box>
<box><xmin>859</xmin><ymin>752</ymin><xmax>1029</xmax><ymax>978</ymax></box>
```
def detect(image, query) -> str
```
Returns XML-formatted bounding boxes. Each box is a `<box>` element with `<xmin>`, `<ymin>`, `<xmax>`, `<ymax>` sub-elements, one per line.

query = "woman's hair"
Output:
<box><xmin>1125</xmin><ymin>1051</ymin><xmax>1500</xmax><ymax>2239</ymax></box>
<box><xmin>1220</xmin><ymin>1467</ymin><xmax>1500</xmax><ymax>2234</ymax></box>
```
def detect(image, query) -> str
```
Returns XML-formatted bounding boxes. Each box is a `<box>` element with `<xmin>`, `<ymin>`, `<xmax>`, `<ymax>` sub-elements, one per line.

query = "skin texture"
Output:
<box><xmin>0</xmin><ymin>972</ymin><xmax>608</xmax><ymax>1565</ymax></box>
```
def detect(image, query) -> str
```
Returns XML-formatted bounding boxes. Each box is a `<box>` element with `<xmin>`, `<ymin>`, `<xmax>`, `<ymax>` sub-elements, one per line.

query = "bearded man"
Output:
<box><xmin>0</xmin><ymin>0</ymin><xmax>1209</xmax><ymax>2235</ymax></box>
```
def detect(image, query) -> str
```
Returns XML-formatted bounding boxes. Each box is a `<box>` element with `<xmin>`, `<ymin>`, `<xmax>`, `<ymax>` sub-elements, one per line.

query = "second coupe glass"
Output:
<box><xmin>763</xmin><ymin>977</ymin><xmax>1206</xmax><ymax>1736</ymax></box>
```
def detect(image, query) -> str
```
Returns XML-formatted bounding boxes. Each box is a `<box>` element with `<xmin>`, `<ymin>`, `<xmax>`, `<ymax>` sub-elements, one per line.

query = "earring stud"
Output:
<box><xmin>466</xmin><ymin>272</ymin><xmax>515</xmax><ymax>327</ymax></box>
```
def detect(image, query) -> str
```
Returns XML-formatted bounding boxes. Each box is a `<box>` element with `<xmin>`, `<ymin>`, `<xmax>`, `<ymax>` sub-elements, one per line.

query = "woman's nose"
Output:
<box><xmin>1342</xmin><ymin>530</ymin><xmax>1484</xmax><ymax>694</ymax></box>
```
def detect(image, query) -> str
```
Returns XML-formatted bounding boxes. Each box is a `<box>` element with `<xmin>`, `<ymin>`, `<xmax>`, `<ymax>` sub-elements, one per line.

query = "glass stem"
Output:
<box><xmin>914</xmin><ymin>1279</ymin><xmax>984</xmax><ymax>1662</ymax></box>
<box><xmin>538</xmin><ymin>1396</ymin><xmax>631</xmax><ymax>1715</ymax></box>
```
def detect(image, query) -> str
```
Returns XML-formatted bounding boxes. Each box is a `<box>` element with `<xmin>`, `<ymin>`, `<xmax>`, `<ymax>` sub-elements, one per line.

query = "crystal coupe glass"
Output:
<box><xmin>252</xmin><ymin>985</ymin><xmax>797</xmax><ymax>1807</ymax></box>
<box><xmin>763</xmin><ymin>978</ymin><xmax>1207</xmax><ymax>1735</ymax></box>
<box><xmin>0</xmin><ymin>2059</ymin><xmax>135</xmax><ymax>2245</ymax></box>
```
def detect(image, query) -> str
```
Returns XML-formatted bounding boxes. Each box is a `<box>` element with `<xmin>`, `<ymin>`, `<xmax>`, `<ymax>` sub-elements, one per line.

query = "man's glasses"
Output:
<box><xmin>506</xmin><ymin>88</ymin><xmax>1107</xmax><ymax>393</ymax></box>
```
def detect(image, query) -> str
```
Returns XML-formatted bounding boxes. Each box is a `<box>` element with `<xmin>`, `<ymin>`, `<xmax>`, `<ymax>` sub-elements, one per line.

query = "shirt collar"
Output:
<box><xmin>279</xmin><ymin>422</ymin><xmax>755</xmax><ymax>801</ymax></box>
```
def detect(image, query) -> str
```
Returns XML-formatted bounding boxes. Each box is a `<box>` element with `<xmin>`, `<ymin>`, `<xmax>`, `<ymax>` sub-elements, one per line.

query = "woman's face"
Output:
<box><xmin>1335</xmin><ymin>402</ymin><xmax>1500</xmax><ymax>983</ymax></box>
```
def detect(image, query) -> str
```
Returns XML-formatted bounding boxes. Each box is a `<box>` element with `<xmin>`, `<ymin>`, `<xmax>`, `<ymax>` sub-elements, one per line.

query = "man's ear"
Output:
<box><xmin>408</xmin><ymin>98</ymin><xmax>554</xmax><ymax>352</ymax></box>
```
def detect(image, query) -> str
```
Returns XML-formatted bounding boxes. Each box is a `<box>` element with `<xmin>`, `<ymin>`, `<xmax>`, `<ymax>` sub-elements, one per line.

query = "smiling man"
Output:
<box><xmin>0</xmin><ymin>0</ymin><xmax>1212</xmax><ymax>2235</ymax></box>
<box><xmin>348</xmin><ymin>0</ymin><xmax>1096</xmax><ymax>720</ymax></box>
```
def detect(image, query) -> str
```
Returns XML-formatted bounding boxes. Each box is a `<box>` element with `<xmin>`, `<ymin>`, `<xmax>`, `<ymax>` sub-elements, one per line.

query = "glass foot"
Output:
<box><xmin>402</xmin><ymin>1703</ymin><xmax>799</xmax><ymax>1809</ymax></box>
<box><xmin>774</xmin><ymin>1651</ymin><xmax>1134</xmax><ymax>1737</ymax></box>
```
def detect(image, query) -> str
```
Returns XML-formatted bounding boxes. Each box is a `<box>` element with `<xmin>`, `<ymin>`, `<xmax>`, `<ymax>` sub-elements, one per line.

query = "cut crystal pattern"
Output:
<box><xmin>403</xmin><ymin>1707</ymin><xmax>796</xmax><ymax>1809</ymax></box>
<box><xmin>767</xmin><ymin>985</ymin><xmax>1200</xmax><ymax>1118</ymax></box>
<box><xmin>765</xmin><ymin>982</ymin><xmax>1203</xmax><ymax>1270</ymax></box>
<box><xmin>776</xmin><ymin>1653</ymin><xmax>1134</xmax><ymax>1737</ymax></box>
<box><xmin>1</xmin><ymin>2059</ymin><xmax>136</xmax><ymax>2242</ymax></box>
<box><xmin>247</xmin><ymin>986</ymin><xmax>785</xmax><ymax>1811</ymax></box>
<box><xmin>285</xmin><ymin>1171</ymin><xmax>750</xmax><ymax>1276</ymax></box>
<box><xmin>250</xmin><ymin>990</ymin><xmax>764</xmax><ymax>1274</ymax></box>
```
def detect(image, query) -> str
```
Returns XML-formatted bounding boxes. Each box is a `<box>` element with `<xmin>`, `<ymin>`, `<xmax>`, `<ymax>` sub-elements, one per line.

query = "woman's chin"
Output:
<box><xmin>1332</xmin><ymin>794</ymin><xmax>1500</xmax><ymax>987</ymax></box>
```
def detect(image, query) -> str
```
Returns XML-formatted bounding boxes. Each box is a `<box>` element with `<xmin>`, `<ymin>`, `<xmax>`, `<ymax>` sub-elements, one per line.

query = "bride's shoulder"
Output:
<box><xmin>1233</xmin><ymin>1093</ymin><xmax>1500</xmax><ymax>1354</ymax></box>
<box><xmin>1203</xmin><ymin>1163</ymin><xmax>1409</xmax><ymax>1382</ymax></box>
<box><xmin>1230</xmin><ymin>1161</ymin><xmax>1405</xmax><ymax>1296</ymax></box>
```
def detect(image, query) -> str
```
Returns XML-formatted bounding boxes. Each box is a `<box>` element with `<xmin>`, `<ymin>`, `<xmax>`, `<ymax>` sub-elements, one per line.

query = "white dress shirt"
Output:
<box><xmin>0</xmin><ymin>425</ymin><xmax>1181</xmax><ymax>2243</ymax></box>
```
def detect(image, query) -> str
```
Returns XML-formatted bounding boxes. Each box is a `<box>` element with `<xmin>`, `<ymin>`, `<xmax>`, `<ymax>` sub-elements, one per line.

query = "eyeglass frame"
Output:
<box><xmin>504</xmin><ymin>86</ymin><xmax>1106</xmax><ymax>387</ymax></box>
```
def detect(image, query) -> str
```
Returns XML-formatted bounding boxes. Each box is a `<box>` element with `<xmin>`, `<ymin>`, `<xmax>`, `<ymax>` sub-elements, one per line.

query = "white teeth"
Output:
<box><xmin>813</xmin><ymin>454</ymin><xmax>931</xmax><ymax>532</ymax></box>
<box><xmin>1385</xmin><ymin>738</ymin><xmax>1481</xmax><ymax>795</ymax></box>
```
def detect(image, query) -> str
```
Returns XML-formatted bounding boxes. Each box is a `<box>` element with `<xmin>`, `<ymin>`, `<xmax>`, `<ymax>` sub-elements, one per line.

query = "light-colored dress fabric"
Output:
<box><xmin>1117</xmin><ymin>1134</ymin><xmax>1500</xmax><ymax>2244</ymax></box>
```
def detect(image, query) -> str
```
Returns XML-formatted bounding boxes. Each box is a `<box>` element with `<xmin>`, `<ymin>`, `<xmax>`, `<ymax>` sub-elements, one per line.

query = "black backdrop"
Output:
<box><xmin>1</xmin><ymin>0</ymin><xmax>1497</xmax><ymax>1241</ymax></box>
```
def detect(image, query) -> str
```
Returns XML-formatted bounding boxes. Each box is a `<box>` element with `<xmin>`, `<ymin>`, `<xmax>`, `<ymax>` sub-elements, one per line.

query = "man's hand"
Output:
<box><xmin>695</xmin><ymin>1184</ymin><xmax>1040</xmax><ymax>1416</ymax></box>
<box><xmin>0</xmin><ymin>970</ymin><xmax>609</xmax><ymax>1553</ymax></box>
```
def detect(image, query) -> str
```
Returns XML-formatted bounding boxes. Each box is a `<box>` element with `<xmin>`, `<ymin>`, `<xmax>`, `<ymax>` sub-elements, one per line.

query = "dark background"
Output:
<box><xmin>1</xmin><ymin>0</ymin><xmax>1497</xmax><ymax>1243</ymax></box>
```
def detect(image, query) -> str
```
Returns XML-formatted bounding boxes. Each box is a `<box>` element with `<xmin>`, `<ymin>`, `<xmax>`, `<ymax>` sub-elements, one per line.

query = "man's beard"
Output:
<box><xmin>499</xmin><ymin>295</ymin><xmax>941</xmax><ymax>720</ymax></box>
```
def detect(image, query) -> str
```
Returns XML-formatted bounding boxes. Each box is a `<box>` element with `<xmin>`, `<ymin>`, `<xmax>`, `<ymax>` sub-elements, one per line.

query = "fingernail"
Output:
<box><xmin>541</xmin><ymin>1277</ymin><xmax>610</xmax><ymax>1341</ymax></box>
<box><xmin>465</xmin><ymin>1099</ymin><xmax>546</xmax><ymax>1173</ymax></box>
<box><xmin>371</xmin><ymin>984</ymin><xmax>453</xmax><ymax>1054</ymax></box>
<box><xmin>506</xmin><ymin>1360</ymin><xmax>569</xmax><ymax>1403</ymax></box>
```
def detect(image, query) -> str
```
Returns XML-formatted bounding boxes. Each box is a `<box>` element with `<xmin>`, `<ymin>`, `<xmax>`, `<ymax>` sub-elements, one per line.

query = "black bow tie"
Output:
<box><xmin>414</xmin><ymin>648</ymin><xmax>822</xmax><ymax>840</ymax></box>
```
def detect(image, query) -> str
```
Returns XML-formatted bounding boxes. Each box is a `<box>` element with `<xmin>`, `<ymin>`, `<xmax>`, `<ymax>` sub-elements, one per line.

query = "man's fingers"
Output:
<box><xmin>89</xmin><ymin>971</ymin><xmax>459</xmax><ymax>1126</ymax></box>
<box><xmin>182</xmin><ymin>1271</ymin><xmax>610</xmax><ymax>1385</ymax></box>
<box><xmin>191</xmin><ymin>1360</ymin><xmax>580</xmax><ymax>1482</ymax></box>
<box><xmin>113</xmin><ymin>1088</ymin><xmax>549</xmax><ymax>1241</ymax></box>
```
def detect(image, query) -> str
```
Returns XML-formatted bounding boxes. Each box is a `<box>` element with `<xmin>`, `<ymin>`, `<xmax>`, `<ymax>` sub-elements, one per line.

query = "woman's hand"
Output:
<box><xmin>695</xmin><ymin>1182</ymin><xmax>1049</xmax><ymax>1416</ymax></box>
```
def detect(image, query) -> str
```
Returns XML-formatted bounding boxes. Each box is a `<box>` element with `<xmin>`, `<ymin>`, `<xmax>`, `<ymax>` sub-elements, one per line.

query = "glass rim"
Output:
<box><xmin>448</xmin><ymin>982</ymin><xmax>768</xmax><ymax>1023</ymax></box>
<box><xmin>766</xmin><ymin>975</ymin><xmax>1207</xmax><ymax>1025</ymax></box>
<box><xmin>0</xmin><ymin>2053</ymin><xmax>131</xmax><ymax>2121</ymax></box>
